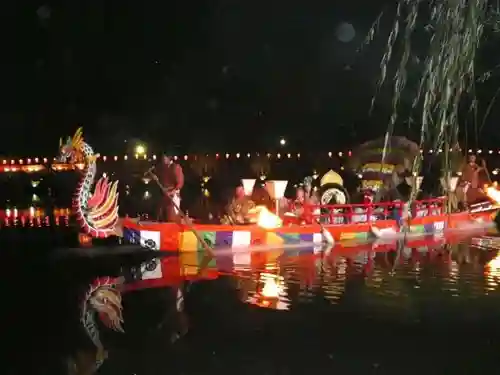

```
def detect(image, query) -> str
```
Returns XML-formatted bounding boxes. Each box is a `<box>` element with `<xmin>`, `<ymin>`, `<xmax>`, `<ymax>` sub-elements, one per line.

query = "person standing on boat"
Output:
<box><xmin>157</xmin><ymin>153</ymin><xmax>184</xmax><ymax>222</ymax></box>
<box><xmin>457</xmin><ymin>155</ymin><xmax>486</xmax><ymax>207</ymax></box>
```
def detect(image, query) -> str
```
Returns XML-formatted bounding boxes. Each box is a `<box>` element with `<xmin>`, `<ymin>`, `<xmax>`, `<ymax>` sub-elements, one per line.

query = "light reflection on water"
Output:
<box><xmin>5</xmin><ymin>224</ymin><xmax>500</xmax><ymax>374</ymax></box>
<box><xmin>55</xmin><ymin>241</ymin><xmax>500</xmax><ymax>375</ymax></box>
<box><xmin>485</xmin><ymin>252</ymin><xmax>500</xmax><ymax>290</ymax></box>
<box><xmin>175</xmin><ymin>240</ymin><xmax>500</xmax><ymax>314</ymax></box>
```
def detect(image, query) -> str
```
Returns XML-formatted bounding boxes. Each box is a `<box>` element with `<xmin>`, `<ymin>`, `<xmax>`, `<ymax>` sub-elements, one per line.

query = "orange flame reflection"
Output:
<box><xmin>247</xmin><ymin>272</ymin><xmax>289</xmax><ymax>310</ymax></box>
<box><xmin>261</xmin><ymin>274</ymin><xmax>283</xmax><ymax>298</ymax></box>
<box><xmin>486</xmin><ymin>253</ymin><xmax>500</xmax><ymax>288</ymax></box>
<box><xmin>248</xmin><ymin>205</ymin><xmax>283</xmax><ymax>229</ymax></box>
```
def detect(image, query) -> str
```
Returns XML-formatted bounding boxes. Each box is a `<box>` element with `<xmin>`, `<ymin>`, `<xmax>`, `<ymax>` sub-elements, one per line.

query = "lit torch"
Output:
<box><xmin>248</xmin><ymin>205</ymin><xmax>283</xmax><ymax>229</ymax></box>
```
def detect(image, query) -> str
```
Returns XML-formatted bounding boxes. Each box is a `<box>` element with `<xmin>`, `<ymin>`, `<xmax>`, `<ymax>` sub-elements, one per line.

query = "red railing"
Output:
<box><xmin>306</xmin><ymin>197</ymin><xmax>446</xmax><ymax>224</ymax></box>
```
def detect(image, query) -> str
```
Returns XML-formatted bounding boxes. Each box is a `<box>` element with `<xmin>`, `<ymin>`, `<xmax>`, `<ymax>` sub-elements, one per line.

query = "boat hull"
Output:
<box><xmin>122</xmin><ymin>207</ymin><xmax>499</xmax><ymax>252</ymax></box>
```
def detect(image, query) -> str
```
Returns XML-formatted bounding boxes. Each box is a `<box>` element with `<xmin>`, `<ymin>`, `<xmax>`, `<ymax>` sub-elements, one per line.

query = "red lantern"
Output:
<box><xmin>78</xmin><ymin>232</ymin><xmax>92</xmax><ymax>247</ymax></box>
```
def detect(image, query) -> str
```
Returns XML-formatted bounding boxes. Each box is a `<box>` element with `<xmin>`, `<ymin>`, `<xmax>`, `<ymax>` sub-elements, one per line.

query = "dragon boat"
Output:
<box><xmin>120</xmin><ymin>143</ymin><xmax>500</xmax><ymax>251</ymax></box>
<box><xmin>56</xmin><ymin>128</ymin><xmax>500</xmax><ymax>257</ymax></box>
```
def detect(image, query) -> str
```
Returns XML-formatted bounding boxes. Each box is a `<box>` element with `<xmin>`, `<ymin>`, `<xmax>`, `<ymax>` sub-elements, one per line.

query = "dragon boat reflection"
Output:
<box><xmin>70</xmin><ymin>233</ymin><xmax>499</xmax><ymax>374</ymax></box>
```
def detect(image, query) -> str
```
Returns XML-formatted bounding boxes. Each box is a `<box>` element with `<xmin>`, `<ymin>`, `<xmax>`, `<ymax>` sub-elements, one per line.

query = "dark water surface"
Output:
<box><xmin>4</xmin><ymin>224</ymin><xmax>500</xmax><ymax>375</ymax></box>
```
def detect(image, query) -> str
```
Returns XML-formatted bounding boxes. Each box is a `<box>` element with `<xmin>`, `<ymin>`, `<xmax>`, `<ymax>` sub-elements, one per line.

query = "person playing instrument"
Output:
<box><xmin>283</xmin><ymin>187</ymin><xmax>316</xmax><ymax>224</ymax></box>
<box><xmin>290</xmin><ymin>187</ymin><xmax>306</xmax><ymax>215</ymax></box>
<box><xmin>156</xmin><ymin>153</ymin><xmax>184</xmax><ymax>222</ymax></box>
<box><xmin>224</xmin><ymin>186</ymin><xmax>256</xmax><ymax>224</ymax></box>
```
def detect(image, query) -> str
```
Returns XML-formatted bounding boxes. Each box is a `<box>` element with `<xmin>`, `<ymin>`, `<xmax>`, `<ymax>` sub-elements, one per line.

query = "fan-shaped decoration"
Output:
<box><xmin>360</xmin><ymin>163</ymin><xmax>396</xmax><ymax>175</ymax></box>
<box><xmin>362</xmin><ymin>180</ymin><xmax>384</xmax><ymax>191</ymax></box>
<box><xmin>350</xmin><ymin>136</ymin><xmax>420</xmax><ymax>171</ymax></box>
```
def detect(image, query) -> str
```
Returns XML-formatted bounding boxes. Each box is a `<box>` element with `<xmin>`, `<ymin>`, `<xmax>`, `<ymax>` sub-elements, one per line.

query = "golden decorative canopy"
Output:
<box><xmin>320</xmin><ymin>170</ymin><xmax>343</xmax><ymax>187</ymax></box>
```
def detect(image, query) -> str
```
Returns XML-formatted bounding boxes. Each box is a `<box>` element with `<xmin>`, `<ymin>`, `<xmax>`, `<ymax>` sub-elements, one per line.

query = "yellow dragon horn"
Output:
<box><xmin>59</xmin><ymin>137</ymin><xmax>63</xmax><ymax>147</ymax></box>
<box><xmin>74</xmin><ymin>127</ymin><xmax>83</xmax><ymax>138</ymax></box>
<box><xmin>72</xmin><ymin>127</ymin><xmax>83</xmax><ymax>147</ymax></box>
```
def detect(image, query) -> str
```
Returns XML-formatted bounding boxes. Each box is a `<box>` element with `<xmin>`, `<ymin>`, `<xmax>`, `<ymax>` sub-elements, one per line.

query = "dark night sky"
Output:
<box><xmin>3</xmin><ymin>1</ymin><xmax>500</xmax><ymax>156</ymax></box>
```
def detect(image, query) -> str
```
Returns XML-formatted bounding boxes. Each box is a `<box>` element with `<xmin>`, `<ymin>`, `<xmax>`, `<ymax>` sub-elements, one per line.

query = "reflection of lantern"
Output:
<box><xmin>247</xmin><ymin>272</ymin><xmax>289</xmax><ymax>310</ymax></box>
<box><xmin>78</xmin><ymin>232</ymin><xmax>92</xmax><ymax>246</ymax></box>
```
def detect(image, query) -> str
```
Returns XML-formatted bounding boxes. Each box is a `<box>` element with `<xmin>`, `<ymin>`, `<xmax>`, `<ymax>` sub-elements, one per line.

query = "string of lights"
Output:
<box><xmin>1</xmin><ymin>148</ymin><xmax>498</xmax><ymax>166</ymax></box>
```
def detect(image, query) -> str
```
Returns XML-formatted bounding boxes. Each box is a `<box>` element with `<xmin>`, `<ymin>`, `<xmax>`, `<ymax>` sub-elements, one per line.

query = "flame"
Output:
<box><xmin>248</xmin><ymin>205</ymin><xmax>283</xmax><ymax>229</ymax></box>
<box><xmin>484</xmin><ymin>183</ymin><xmax>500</xmax><ymax>205</ymax></box>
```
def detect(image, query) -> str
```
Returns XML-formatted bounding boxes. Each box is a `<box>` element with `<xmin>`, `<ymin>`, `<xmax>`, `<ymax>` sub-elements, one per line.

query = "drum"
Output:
<box><xmin>319</xmin><ymin>183</ymin><xmax>350</xmax><ymax>224</ymax></box>
<box><xmin>319</xmin><ymin>183</ymin><xmax>350</xmax><ymax>205</ymax></box>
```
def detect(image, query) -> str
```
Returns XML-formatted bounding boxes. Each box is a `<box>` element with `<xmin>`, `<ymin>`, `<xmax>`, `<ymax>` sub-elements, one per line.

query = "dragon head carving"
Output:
<box><xmin>59</xmin><ymin>127</ymin><xmax>84</xmax><ymax>164</ymax></box>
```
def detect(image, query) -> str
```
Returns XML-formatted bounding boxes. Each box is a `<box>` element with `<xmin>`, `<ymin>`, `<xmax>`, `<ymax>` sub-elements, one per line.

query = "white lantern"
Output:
<box><xmin>265</xmin><ymin>180</ymin><xmax>288</xmax><ymax>200</ymax></box>
<box><xmin>265</xmin><ymin>180</ymin><xmax>288</xmax><ymax>215</ymax></box>
<box><xmin>241</xmin><ymin>179</ymin><xmax>256</xmax><ymax>196</ymax></box>
<box><xmin>405</xmin><ymin>176</ymin><xmax>423</xmax><ymax>190</ymax></box>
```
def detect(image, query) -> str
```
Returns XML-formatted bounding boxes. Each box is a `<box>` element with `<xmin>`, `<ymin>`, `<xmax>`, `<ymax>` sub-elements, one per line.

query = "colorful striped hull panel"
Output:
<box><xmin>122</xmin><ymin>209</ymin><xmax>496</xmax><ymax>253</ymax></box>
<box><xmin>124</xmin><ymin>225</ymin><xmax>324</xmax><ymax>252</ymax></box>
